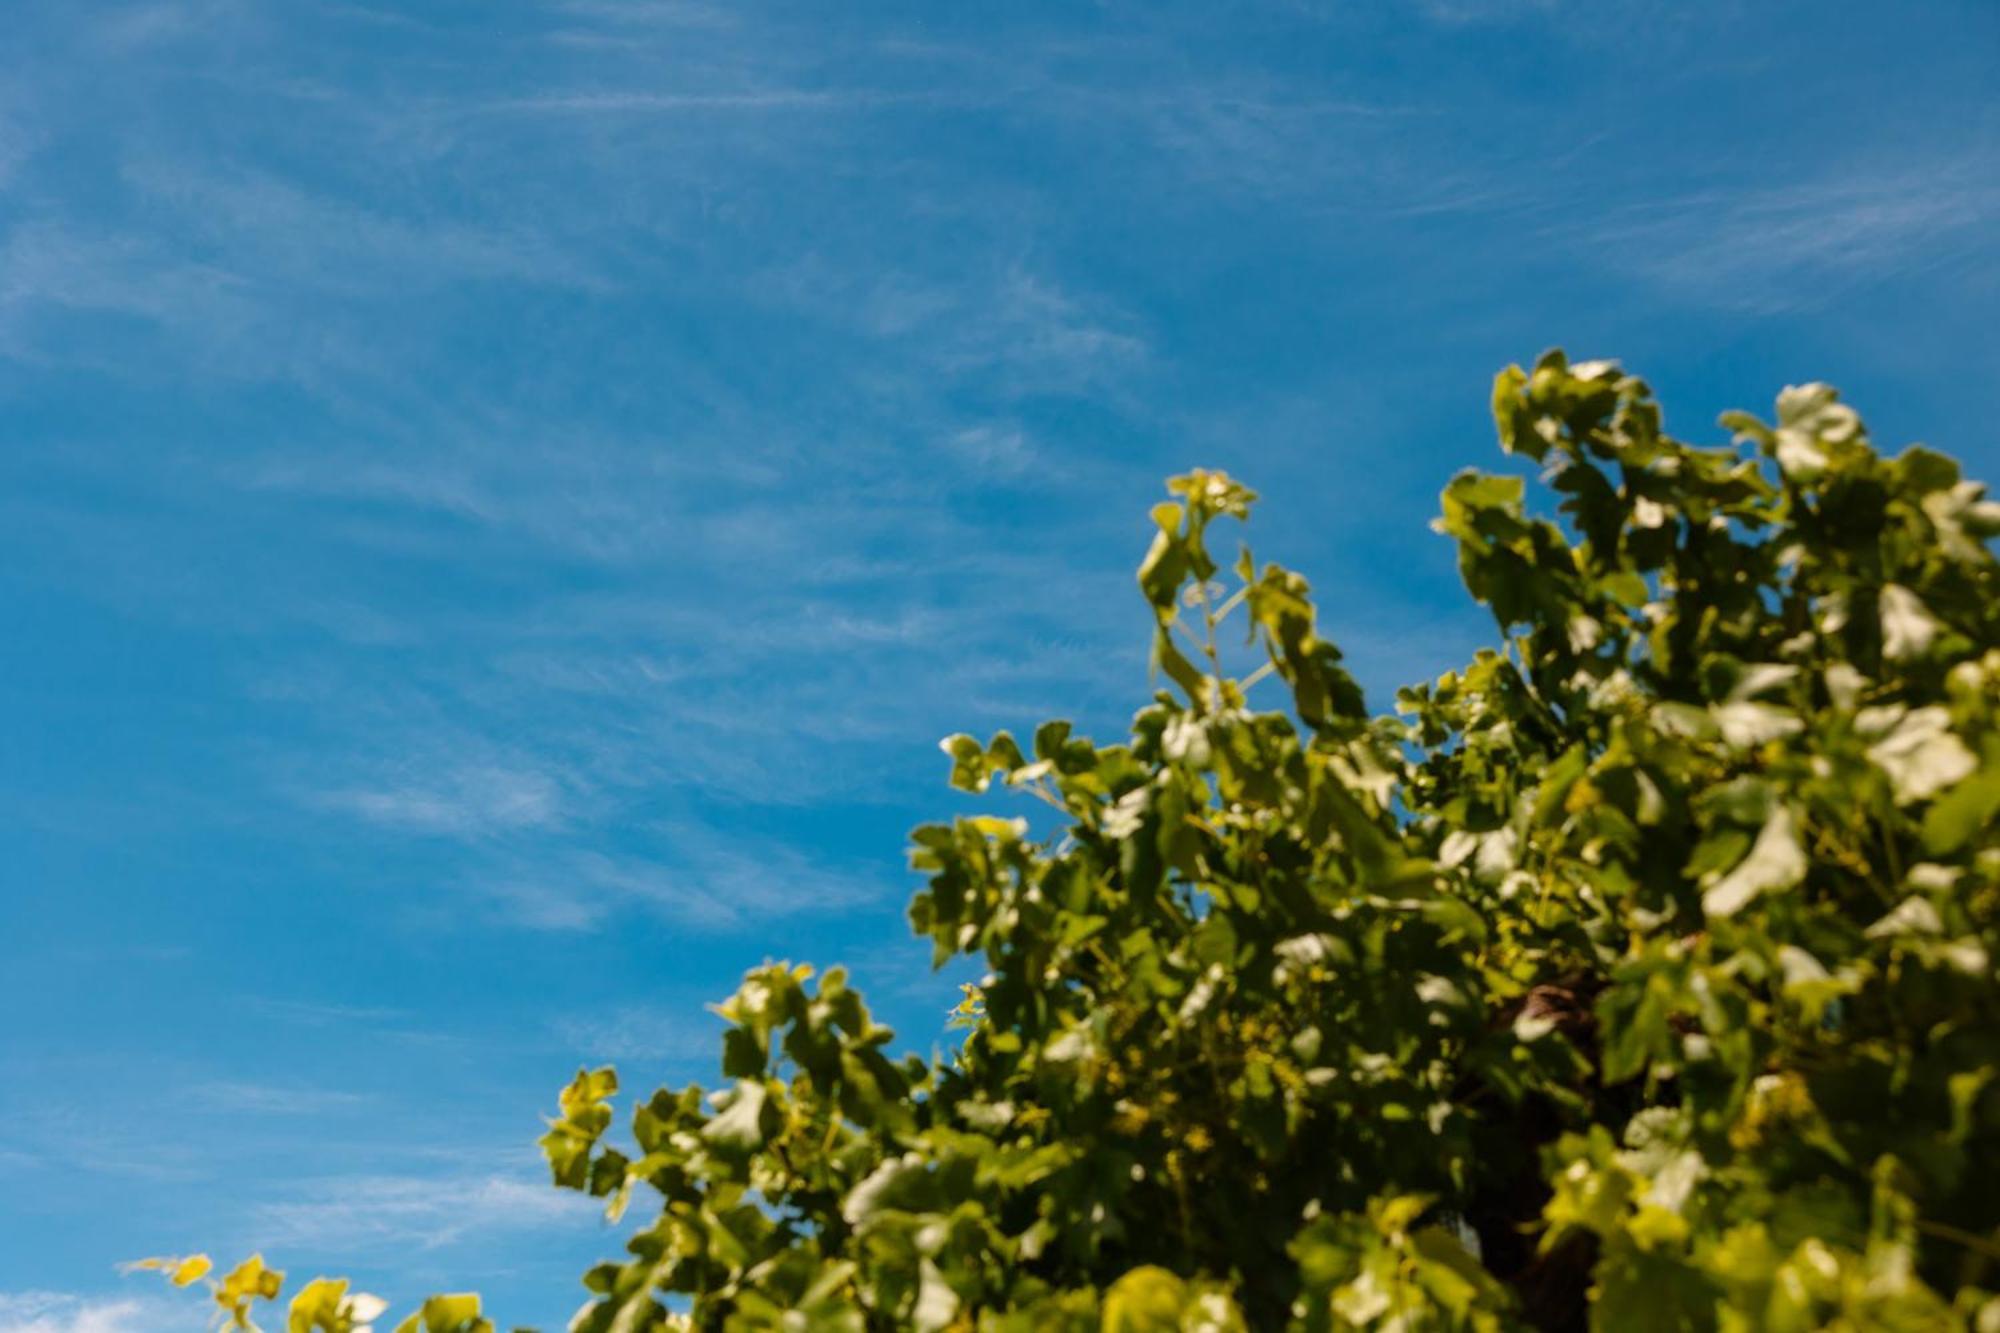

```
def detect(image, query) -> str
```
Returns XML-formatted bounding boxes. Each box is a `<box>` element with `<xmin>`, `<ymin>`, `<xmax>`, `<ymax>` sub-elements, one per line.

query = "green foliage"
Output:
<box><xmin>127</xmin><ymin>1251</ymin><xmax>487</xmax><ymax>1333</ymax></box>
<box><xmin>136</xmin><ymin>353</ymin><xmax>2000</xmax><ymax>1330</ymax></box>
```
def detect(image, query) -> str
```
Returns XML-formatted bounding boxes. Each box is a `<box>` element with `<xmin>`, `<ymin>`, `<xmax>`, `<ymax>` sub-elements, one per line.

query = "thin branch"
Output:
<box><xmin>1916</xmin><ymin>1218</ymin><xmax>2000</xmax><ymax>1263</ymax></box>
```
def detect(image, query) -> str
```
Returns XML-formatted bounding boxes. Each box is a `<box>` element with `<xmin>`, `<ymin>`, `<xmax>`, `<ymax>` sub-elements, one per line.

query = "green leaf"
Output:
<box><xmin>1879</xmin><ymin>583</ymin><xmax>1941</xmax><ymax>661</ymax></box>
<box><xmin>394</xmin><ymin>1294</ymin><xmax>490</xmax><ymax>1333</ymax></box>
<box><xmin>1922</xmin><ymin>764</ymin><xmax>2000</xmax><ymax>852</ymax></box>
<box><xmin>1866</xmin><ymin>706</ymin><xmax>1978</xmax><ymax>804</ymax></box>
<box><xmin>1102</xmin><ymin>1267</ymin><xmax>1189</xmax><ymax>1333</ymax></box>
<box><xmin>1702</xmin><ymin>806</ymin><xmax>1806</xmax><ymax>918</ymax></box>
<box><xmin>700</xmin><ymin>1080</ymin><xmax>772</xmax><ymax>1156</ymax></box>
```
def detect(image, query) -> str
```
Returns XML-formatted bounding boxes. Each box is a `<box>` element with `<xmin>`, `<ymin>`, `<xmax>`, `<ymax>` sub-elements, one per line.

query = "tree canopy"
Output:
<box><xmin>139</xmin><ymin>352</ymin><xmax>2000</xmax><ymax>1331</ymax></box>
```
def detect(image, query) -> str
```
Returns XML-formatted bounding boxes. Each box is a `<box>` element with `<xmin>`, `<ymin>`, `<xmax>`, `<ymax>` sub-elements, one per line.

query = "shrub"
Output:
<box><xmin>141</xmin><ymin>353</ymin><xmax>2000</xmax><ymax>1331</ymax></box>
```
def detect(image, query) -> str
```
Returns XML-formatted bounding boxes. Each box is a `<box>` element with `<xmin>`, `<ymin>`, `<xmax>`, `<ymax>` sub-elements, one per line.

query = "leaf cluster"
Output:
<box><xmin>140</xmin><ymin>353</ymin><xmax>2000</xmax><ymax>1331</ymax></box>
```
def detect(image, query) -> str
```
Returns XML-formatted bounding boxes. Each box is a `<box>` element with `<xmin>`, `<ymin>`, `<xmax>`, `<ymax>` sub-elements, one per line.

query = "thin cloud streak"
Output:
<box><xmin>464</xmin><ymin>832</ymin><xmax>892</xmax><ymax>934</ymax></box>
<box><xmin>248</xmin><ymin>998</ymin><xmax>411</xmax><ymax>1026</ymax></box>
<box><xmin>0</xmin><ymin>1293</ymin><xmax>161</xmax><ymax>1333</ymax></box>
<box><xmin>549</xmin><ymin>1005</ymin><xmax>723</xmax><ymax>1064</ymax></box>
<box><xmin>1571</xmin><ymin>159</ymin><xmax>2000</xmax><ymax>313</ymax></box>
<box><xmin>312</xmin><ymin>766</ymin><xmax>568</xmax><ymax>838</ymax></box>
<box><xmin>183</xmin><ymin>1081</ymin><xmax>373</xmax><ymax>1115</ymax></box>
<box><xmin>476</xmin><ymin>89</ymin><xmax>936</xmax><ymax>115</ymax></box>
<box><xmin>252</xmin><ymin>1172</ymin><xmax>590</xmax><ymax>1252</ymax></box>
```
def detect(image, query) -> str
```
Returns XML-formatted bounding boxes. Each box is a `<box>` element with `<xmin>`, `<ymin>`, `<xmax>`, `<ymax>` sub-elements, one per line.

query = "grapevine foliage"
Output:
<box><xmin>141</xmin><ymin>353</ymin><xmax>2000</xmax><ymax>1331</ymax></box>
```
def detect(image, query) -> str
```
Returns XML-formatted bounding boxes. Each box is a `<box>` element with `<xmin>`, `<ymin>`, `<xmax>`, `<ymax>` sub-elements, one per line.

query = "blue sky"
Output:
<box><xmin>2</xmin><ymin>1</ymin><xmax>1996</xmax><ymax>1328</ymax></box>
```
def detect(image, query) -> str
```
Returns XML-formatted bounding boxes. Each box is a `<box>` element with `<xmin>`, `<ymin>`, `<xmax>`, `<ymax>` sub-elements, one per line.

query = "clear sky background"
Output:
<box><xmin>2</xmin><ymin>2</ymin><xmax>1996</xmax><ymax>1329</ymax></box>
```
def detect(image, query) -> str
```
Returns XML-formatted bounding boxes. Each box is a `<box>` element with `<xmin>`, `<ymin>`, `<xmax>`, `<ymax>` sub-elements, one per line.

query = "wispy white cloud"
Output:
<box><xmin>0</xmin><ymin>103</ymin><xmax>41</xmax><ymax>189</ymax></box>
<box><xmin>88</xmin><ymin>0</ymin><xmax>249</xmax><ymax>53</ymax></box>
<box><xmin>477</xmin><ymin>89</ymin><xmax>918</xmax><ymax>116</ymax></box>
<box><xmin>549</xmin><ymin>1005</ymin><xmax>721</xmax><ymax>1063</ymax></box>
<box><xmin>119</xmin><ymin>160</ymin><xmax>608</xmax><ymax>295</ymax></box>
<box><xmin>1414</xmin><ymin>0</ymin><xmax>1560</xmax><ymax>25</ymax></box>
<box><xmin>943</xmin><ymin>267</ymin><xmax>1149</xmax><ymax>388</ymax></box>
<box><xmin>468</xmin><ymin>831</ymin><xmax>890</xmax><ymax>933</ymax></box>
<box><xmin>225</xmin><ymin>458</ymin><xmax>488</xmax><ymax>519</ymax></box>
<box><xmin>0</xmin><ymin>1292</ymin><xmax>165</xmax><ymax>1333</ymax></box>
<box><xmin>738</xmin><ymin>252</ymin><xmax>1150</xmax><ymax>400</ymax></box>
<box><xmin>202</xmin><ymin>416</ymin><xmax>1148</xmax><ymax>898</ymax></box>
<box><xmin>0</xmin><ymin>136</ymin><xmax>601</xmax><ymax>385</ymax></box>
<box><xmin>251</xmin><ymin>1171</ymin><xmax>590</xmax><ymax>1252</ymax></box>
<box><xmin>1125</xmin><ymin>84</ymin><xmax>1447</xmax><ymax>207</ymax></box>
<box><xmin>183</xmin><ymin>1081</ymin><xmax>372</xmax><ymax>1115</ymax></box>
<box><xmin>942</xmin><ymin>424</ymin><xmax>1039</xmax><ymax>477</ymax></box>
<box><xmin>248</xmin><ymin>997</ymin><xmax>410</xmax><ymax>1027</ymax></box>
<box><xmin>312</xmin><ymin>764</ymin><xmax>567</xmax><ymax>838</ymax></box>
<box><xmin>548</xmin><ymin>0</ymin><xmax>739</xmax><ymax>29</ymax></box>
<box><xmin>1573</xmin><ymin>158</ymin><xmax>2000</xmax><ymax>313</ymax></box>
<box><xmin>240</xmin><ymin>529</ymin><xmax>1145</xmax><ymax>882</ymax></box>
<box><xmin>0</xmin><ymin>223</ymin><xmax>252</xmax><ymax>350</ymax></box>
<box><xmin>469</xmin><ymin>876</ymin><xmax>610</xmax><ymax>933</ymax></box>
